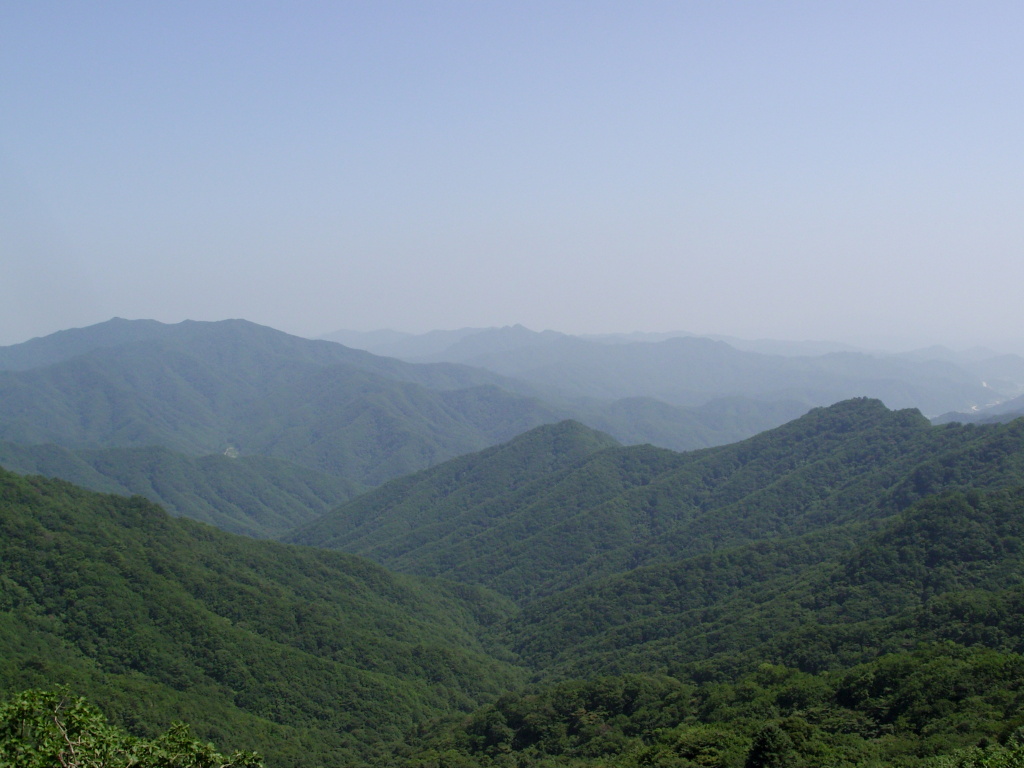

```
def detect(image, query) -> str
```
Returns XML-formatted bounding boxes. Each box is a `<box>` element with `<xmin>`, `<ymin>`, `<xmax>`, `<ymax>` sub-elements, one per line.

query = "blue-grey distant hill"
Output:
<box><xmin>0</xmin><ymin>319</ymin><xmax>809</xmax><ymax>538</ymax></box>
<box><xmin>323</xmin><ymin>324</ymin><xmax>1018</xmax><ymax>416</ymax></box>
<box><xmin>934</xmin><ymin>393</ymin><xmax>1024</xmax><ymax>426</ymax></box>
<box><xmin>7</xmin><ymin>317</ymin><xmax>1020</xmax><ymax>540</ymax></box>
<box><xmin>0</xmin><ymin>319</ymin><xmax>565</xmax><ymax>486</ymax></box>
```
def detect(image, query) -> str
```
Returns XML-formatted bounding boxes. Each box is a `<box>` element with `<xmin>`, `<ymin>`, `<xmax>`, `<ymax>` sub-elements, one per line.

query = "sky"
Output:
<box><xmin>2</xmin><ymin>1</ymin><xmax>1023</xmax><ymax>351</ymax></box>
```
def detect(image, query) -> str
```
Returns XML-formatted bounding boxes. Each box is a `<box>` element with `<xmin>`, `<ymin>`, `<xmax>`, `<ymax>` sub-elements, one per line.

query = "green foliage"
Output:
<box><xmin>396</xmin><ymin>645</ymin><xmax>1024</xmax><ymax>768</ymax></box>
<box><xmin>287</xmin><ymin>419</ymin><xmax>621</xmax><ymax>553</ymax></box>
<box><xmin>507</xmin><ymin>486</ymin><xmax>1024</xmax><ymax>680</ymax></box>
<box><xmin>743</xmin><ymin>723</ymin><xmax>795</xmax><ymax>768</ymax></box>
<box><xmin>5</xmin><ymin>353</ymin><xmax>1024</xmax><ymax>768</ymax></box>
<box><xmin>0</xmin><ymin>687</ymin><xmax>262</xmax><ymax>767</ymax></box>
<box><xmin>0</xmin><ymin>442</ymin><xmax>360</xmax><ymax>537</ymax></box>
<box><xmin>304</xmin><ymin>399</ymin><xmax>1024</xmax><ymax>603</ymax></box>
<box><xmin>924</xmin><ymin>733</ymin><xmax>1024</xmax><ymax>768</ymax></box>
<box><xmin>0</xmin><ymin>467</ymin><xmax>522</xmax><ymax>765</ymax></box>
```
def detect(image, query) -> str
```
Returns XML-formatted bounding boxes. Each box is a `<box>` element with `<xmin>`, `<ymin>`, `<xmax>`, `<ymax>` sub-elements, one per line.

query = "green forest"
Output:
<box><xmin>4</xmin><ymin>320</ymin><xmax>1024</xmax><ymax>766</ymax></box>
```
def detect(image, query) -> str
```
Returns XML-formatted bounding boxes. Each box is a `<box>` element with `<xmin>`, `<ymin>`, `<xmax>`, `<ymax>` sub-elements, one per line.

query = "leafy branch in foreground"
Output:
<box><xmin>0</xmin><ymin>688</ymin><xmax>262</xmax><ymax>768</ymax></box>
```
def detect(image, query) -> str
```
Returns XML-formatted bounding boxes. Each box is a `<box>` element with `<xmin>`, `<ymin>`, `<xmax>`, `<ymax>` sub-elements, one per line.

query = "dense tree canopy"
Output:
<box><xmin>0</xmin><ymin>688</ymin><xmax>262</xmax><ymax>767</ymax></box>
<box><xmin>4</xmin><ymin>396</ymin><xmax>1024</xmax><ymax>766</ymax></box>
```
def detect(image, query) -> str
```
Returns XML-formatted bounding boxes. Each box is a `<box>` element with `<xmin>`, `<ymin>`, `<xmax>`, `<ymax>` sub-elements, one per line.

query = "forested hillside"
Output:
<box><xmin>0</xmin><ymin>319</ymin><xmax>565</xmax><ymax>485</ymax></box>
<box><xmin>0</xmin><ymin>319</ymin><xmax>808</xmax><ymax>510</ymax></box>
<box><xmin>5</xmin><ymin>321</ymin><xmax>1024</xmax><ymax>767</ymax></box>
<box><xmin>7</xmin><ymin>408</ymin><xmax>1024</xmax><ymax>765</ymax></box>
<box><xmin>293</xmin><ymin>399</ymin><xmax>1024</xmax><ymax>601</ymax></box>
<box><xmin>510</xmin><ymin>488</ymin><xmax>1024</xmax><ymax>677</ymax></box>
<box><xmin>0</xmin><ymin>467</ymin><xmax>521</xmax><ymax>766</ymax></box>
<box><xmin>0</xmin><ymin>442</ymin><xmax>359</xmax><ymax>537</ymax></box>
<box><xmin>385</xmin><ymin>486</ymin><xmax>1024</xmax><ymax>767</ymax></box>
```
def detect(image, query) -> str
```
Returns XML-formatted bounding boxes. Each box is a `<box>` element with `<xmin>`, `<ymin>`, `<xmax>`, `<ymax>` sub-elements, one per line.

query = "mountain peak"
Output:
<box><xmin>502</xmin><ymin>418</ymin><xmax>620</xmax><ymax>454</ymax></box>
<box><xmin>0</xmin><ymin>317</ymin><xmax>172</xmax><ymax>371</ymax></box>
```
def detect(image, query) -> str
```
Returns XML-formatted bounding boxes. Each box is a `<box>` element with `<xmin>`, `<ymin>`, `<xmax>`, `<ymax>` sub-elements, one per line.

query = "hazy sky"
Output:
<box><xmin>3</xmin><ymin>2</ymin><xmax>1023</xmax><ymax>350</ymax></box>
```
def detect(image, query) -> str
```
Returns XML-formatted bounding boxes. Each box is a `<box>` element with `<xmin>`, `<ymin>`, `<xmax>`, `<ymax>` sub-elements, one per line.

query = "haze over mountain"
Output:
<box><xmin>0</xmin><ymin>319</ymin><xmax>808</xmax><ymax>537</ymax></box>
<box><xmin>323</xmin><ymin>326</ymin><xmax>865</xmax><ymax>360</ymax></box>
<box><xmin>6</xmin><ymin>3</ymin><xmax>1024</xmax><ymax>763</ymax></box>
<box><xmin>0</xmin><ymin>319</ymin><xmax>563</xmax><ymax>484</ymax></box>
<box><xmin>3</xmin><ymin>317</ymin><xmax>1022</xmax><ymax>530</ymax></box>
<box><xmin>326</xmin><ymin>324</ymin><xmax>1024</xmax><ymax>417</ymax></box>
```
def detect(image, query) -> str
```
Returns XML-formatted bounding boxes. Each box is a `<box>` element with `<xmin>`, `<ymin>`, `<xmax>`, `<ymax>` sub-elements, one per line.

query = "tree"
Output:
<box><xmin>744</xmin><ymin>723</ymin><xmax>795</xmax><ymax>768</ymax></box>
<box><xmin>0</xmin><ymin>688</ymin><xmax>262</xmax><ymax>767</ymax></box>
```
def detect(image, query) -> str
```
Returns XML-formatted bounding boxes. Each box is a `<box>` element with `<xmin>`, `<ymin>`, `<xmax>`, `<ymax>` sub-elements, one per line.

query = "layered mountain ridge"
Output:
<box><xmin>326</xmin><ymin>323</ymin><xmax>1024</xmax><ymax>415</ymax></box>
<box><xmin>5</xmin><ymin>319</ymin><xmax>1024</xmax><ymax>766</ymax></box>
<box><xmin>291</xmin><ymin>399</ymin><xmax>1024</xmax><ymax>601</ymax></box>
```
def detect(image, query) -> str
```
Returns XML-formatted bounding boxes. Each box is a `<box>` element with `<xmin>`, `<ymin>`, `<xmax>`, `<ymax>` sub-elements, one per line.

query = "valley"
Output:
<box><xmin>3</xmin><ymin>319</ymin><xmax>1024</xmax><ymax>766</ymax></box>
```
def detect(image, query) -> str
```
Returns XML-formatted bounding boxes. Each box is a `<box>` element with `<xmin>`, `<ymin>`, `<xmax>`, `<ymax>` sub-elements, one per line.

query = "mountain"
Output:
<box><xmin>934</xmin><ymin>390</ymin><xmax>1024</xmax><ymax>426</ymax></box>
<box><xmin>0</xmin><ymin>319</ymin><xmax>568</xmax><ymax>487</ymax></box>
<box><xmin>292</xmin><ymin>400</ymin><xmax>1024</xmax><ymax>602</ymax></box>
<box><xmin>326</xmin><ymin>325</ymin><xmax>866</xmax><ymax>359</ymax></box>
<box><xmin>0</xmin><ymin>442</ymin><xmax>359</xmax><ymax>537</ymax></box>
<box><xmin>287</xmin><ymin>419</ymin><xmax>622</xmax><ymax>554</ymax></box>
<box><xmin>377</xmin><ymin>416</ymin><xmax>1024</xmax><ymax>767</ymax></box>
<box><xmin>325</xmin><ymin>324</ymin><xmax>1011</xmax><ymax>416</ymax></box>
<box><xmin>8</xmin><ymin>395</ymin><xmax>1024</xmax><ymax>766</ymax></box>
<box><xmin>321</xmin><ymin>326</ymin><xmax>491</xmax><ymax>360</ymax></box>
<box><xmin>0</xmin><ymin>319</ymin><xmax>822</xmax><ymax>503</ymax></box>
<box><xmin>318</xmin><ymin>327</ymin><xmax>414</xmax><ymax>350</ymax></box>
<box><xmin>232</xmin><ymin>371</ymin><xmax>565</xmax><ymax>484</ymax></box>
<box><xmin>0</xmin><ymin>317</ymin><xmax>175</xmax><ymax>371</ymax></box>
<box><xmin>583</xmin><ymin>329</ymin><xmax>867</xmax><ymax>356</ymax></box>
<box><xmin>573</xmin><ymin>395</ymin><xmax>810</xmax><ymax>451</ymax></box>
<box><xmin>0</xmin><ymin>466</ymin><xmax>521</xmax><ymax>766</ymax></box>
<box><xmin>446</xmin><ymin>334</ymin><xmax>998</xmax><ymax>414</ymax></box>
<box><xmin>509</xmin><ymin>486</ymin><xmax>1024</xmax><ymax>678</ymax></box>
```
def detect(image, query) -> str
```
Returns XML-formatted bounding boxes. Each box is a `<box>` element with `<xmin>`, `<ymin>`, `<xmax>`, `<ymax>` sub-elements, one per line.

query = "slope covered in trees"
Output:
<box><xmin>10</xmin><ymin>474</ymin><xmax>1024</xmax><ymax>766</ymax></box>
<box><xmin>287</xmin><ymin>419</ymin><xmax>622</xmax><ymax>554</ymax></box>
<box><xmin>294</xmin><ymin>399</ymin><xmax>1024</xmax><ymax>601</ymax></box>
<box><xmin>510</xmin><ymin>488</ymin><xmax>1024</xmax><ymax>676</ymax></box>
<box><xmin>5</xmin><ymin>316</ymin><xmax>1024</xmax><ymax>767</ymax></box>
<box><xmin>0</xmin><ymin>319</ymin><xmax>810</xmax><ymax>502</ymax></box>
<box><xmin>393</xmin><ymin>644</ymin><xmax>1024</xmax><ymax>768</ymax></box>
<box><xmin>0</xmin><ymin>319</ymin><xmax>566</xmax><ymax>486</ymax></box>
<box><xmin>0</xmin><ymin>467</ymin><xmax>521</xmax><ymax>766</ymax></box>
<box><xmin>384</xmin><ymin>485</ymin><xmax>1024</xmax><ymax>767</ymax></box>
<box><xmin>5</xmin><ymin>318</ymin><xmax>1014</xmax><ymax>506</ymax></box>
<box><xmin>0</xmin><ymin>442</ymin><xmax>360</xmax><ymax>537</ymax></box>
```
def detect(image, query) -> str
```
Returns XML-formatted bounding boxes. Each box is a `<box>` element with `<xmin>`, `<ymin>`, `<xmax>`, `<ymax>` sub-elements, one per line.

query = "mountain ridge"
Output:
<box><xmin>291</xmin><ymin>399</ymin><xmax>1024</xmax><ymax>604</ymax></box>
<box><xmin>0</xmin><ymin>441</ymin><xmax>360</xmax><ymax>537</ymax></box>
<box><xmin>5</xmin><ymin>389</ymin><xmax>1024</xmax><ymax>765</ymax></box>
<box><xmin>0</xmin><ymin>465</ymin><xmax>522</xmax><ymax>765</ymax></box>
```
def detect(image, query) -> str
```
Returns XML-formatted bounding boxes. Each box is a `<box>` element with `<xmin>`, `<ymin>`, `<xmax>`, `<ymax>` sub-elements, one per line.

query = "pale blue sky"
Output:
<box><xmin>3</xmin><ymin>2</ymin><xmax>1022</xmax><ymax>350</ymax></box>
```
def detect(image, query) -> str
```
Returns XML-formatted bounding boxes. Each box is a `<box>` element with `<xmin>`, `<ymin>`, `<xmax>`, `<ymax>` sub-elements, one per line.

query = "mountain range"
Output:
<box><xmin>4</xmin><ymin>319</ymin><xmax>1024</xmax><ymax>766</ymax></box>
<box><xmin>289</xmin><ymin>399</ymin><xmax>1024</xmax><ymax>602</ymax></box>
<box><xmin>325</xmin><ymin>323</ymin><xmax>1024</xmax><ymax>415</ymax></box>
